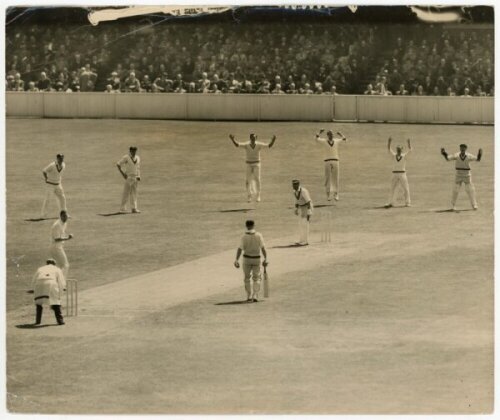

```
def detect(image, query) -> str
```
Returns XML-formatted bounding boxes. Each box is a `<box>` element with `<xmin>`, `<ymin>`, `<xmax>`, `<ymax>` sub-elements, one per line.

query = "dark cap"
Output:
<box><xmin>459</xmin><ymin>144</ymin><xmax>467</xmax><ymax>148</ymax></box>
<box><xmin>245</xmin><ymin>220</ymin><xmax>255</xmax><ymax>228</ymax></box>
<box><xmin>292</xmin><ymin>179</ymin><xmax>300</xmax><ymax>184</ymax></box>
<box><xmin>129</xmin><ymin>146</ymin><xmax>138</xmax><ymax>151</ymax></box>
<box><xmin>56</xmin><ymin>153</ymin><xmax>64</xmax><ymax>159</ymax></box>
<box><xmin>46</xmin><ymin>258</ymin><xmax>56</xmax><ymax>265</ymax></box>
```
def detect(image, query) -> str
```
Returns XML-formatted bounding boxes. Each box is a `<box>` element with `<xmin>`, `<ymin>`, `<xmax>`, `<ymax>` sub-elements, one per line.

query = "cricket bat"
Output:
<box><xmin>263</xmin><ymin>265</ymin><xmax>270</xmax><ymax>298</ymax></box>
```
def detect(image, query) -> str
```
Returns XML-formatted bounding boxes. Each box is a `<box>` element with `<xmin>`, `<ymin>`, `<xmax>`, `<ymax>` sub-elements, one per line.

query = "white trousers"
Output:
<box><xmin>324</xmin><ymin>160</ymin><xmax>339</xmax><ymax>194</ymax></box>
<box><xmin>51</xmin><ymin>245</ymin><xmax>69</xmax><ymax>281</ymax></box>
<box><xmin>242</xmin><ymin>258</ymin><xmax>261</xmax><ymax>298</ymax></box>
<box><xmin>297</xmin><ymin>216</ymin><xmax>310</xmax><ymax>244</ymax></box>
<box><xmin>388</xmin><ymin>172</ymin><xmax>410</xmax><ymax>205</ymax></box>
<box><xmin>120</xmin><ymin>177</ymin><xmax>138</xmax><ymax>211</ymax></box>
<box><xmin>41</xmin><ymin>183</ymin><xmax>66</xmax><ymax>217</ymax></box>
<box><xmin>452</xmin><ymin>175</ymin><xmax>477</xmax><ymax>208</ymax></box>
<box><xmin>246</xmin><ymin>163</ymin><xmax>261</xmax><ymax>197</ymax></box>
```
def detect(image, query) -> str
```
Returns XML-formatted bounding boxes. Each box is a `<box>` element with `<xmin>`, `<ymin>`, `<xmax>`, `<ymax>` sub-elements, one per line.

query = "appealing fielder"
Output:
<box><xmin>234</xmin><ymin>220</ymin><xmax>268</xmax><ymax>302</ymax></box>
<box><xmin>117</xmin><ymin>146</ymin><xmax>141</xmax><ymax>213</ymax></box>
<box><xmin>292</xmin><ymin>179</ymin><xmax>313</xmax><ymax>246</ymax></box>
<box><xmin>40</xmin><ymin>153</ymin><xmax>67</xmax><ymax>218</ymax></box>
<box><xmin>31</xmin><ymin>259</ymin><xmax>66</xmax><ymax>325</ymax></box>
<box><xmin>315</xmin><ymin>128</ymin><xmax>347</xmax><ymax>201</ymax></box>
<box><xmin>229</xmin><ymin>133</ymin><xmax>277</xmax><ymax>202</ymax></box>
<box><xmin>385</xmin><ymin>137</ymin><xmax>412</xmax><ymax>208</ymax></box>
<box><xmin>441</xmin><ymin>144</ymin><xmax>482</xmax><ymax>210</ymax></box>
<box><xmin>50</xmin><ymin>210</ymin><xmax>73</xmax><ymax>281</ymax></box>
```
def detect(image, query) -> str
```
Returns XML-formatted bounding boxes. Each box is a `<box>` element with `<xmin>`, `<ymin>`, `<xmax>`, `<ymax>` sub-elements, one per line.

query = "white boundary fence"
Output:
<box><xmin>6</xmin><ymin>92</ymin><xmax>493</xmax><ymax>124</ymax></box>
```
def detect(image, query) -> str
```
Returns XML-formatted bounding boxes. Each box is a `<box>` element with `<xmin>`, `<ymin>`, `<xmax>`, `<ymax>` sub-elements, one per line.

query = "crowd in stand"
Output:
<box><xmin>5</xmin><ymin>21</ymin><xmax>494</xmax><ymax>96</ymax></box>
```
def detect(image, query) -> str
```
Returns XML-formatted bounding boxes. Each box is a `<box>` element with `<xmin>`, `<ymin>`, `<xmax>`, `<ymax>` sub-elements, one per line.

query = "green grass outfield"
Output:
<box><xmin>6</xmin><ymin>119</ymin><xmax>494</xmax><ymax>414</ymax></box>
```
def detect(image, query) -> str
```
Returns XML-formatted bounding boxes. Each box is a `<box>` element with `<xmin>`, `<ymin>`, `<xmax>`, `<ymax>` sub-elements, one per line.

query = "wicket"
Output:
<box><xmin>66</xmin><ymin>278</ymin><xmax>78</xmax><ymax>316</ymax></box>
<box><xmin>320</xmin><ymin>211</ymin><xmax>332</xmax><ymax>243</ymax></box>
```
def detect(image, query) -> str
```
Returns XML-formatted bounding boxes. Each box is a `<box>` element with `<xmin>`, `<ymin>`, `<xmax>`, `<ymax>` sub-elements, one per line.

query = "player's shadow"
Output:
<box><xmin>314</xmin><ymin>204</ymin><xmax>336</xmax><ymax>208</ymax></box>
<box><xmin>24</xmin><ymin>217</ymin><xmax>58</xmax><ymax>222</ymax></box>
<box><xmin>215</xmin><ymin>300</ymin><xmax>251</xmax><ymax>305</ymax></box>
<box><xmin>16</xmin><ymin>323</ymin><xmax>53</xmax><ymax>329</ymax></box>
<box><xmin>271</xmin><ymin>243</ymin><xmax>307</xmax><ymax>249</ymax></box>
<box><xmin>217</xmin><ymin>208</ymin><xmax>254</xmax><ymax>213</ymax></box>
<box><xmin>97</xmin><ymin>212</ymin><xmax>128</xmax><ymax>217</ymax></box>
<box><xmin>421</xmin><ymin>209</ymin><xmax>475</xmax><ymax>213</ymax></box>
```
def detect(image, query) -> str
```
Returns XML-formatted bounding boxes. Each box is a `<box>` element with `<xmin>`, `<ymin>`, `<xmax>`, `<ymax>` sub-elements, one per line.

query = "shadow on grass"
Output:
<box><xmin>24</xmin><ymin>217</ymin><xmax>58</xmax><ymax>222</ymax></box>
<box><xmin>217</xmin><ymin>208</ymin><xmax>254</xmax><ymax>213</ymax></box>
<box><xmin>314</xmin><ymin>204</ymin><xmax>336</xmax><ymax>208</ymax></box>
<box><xmin>97</xmin><ymin>212</ymin><xmax>128</xmax><ymax>217</ymax></box>
<box><xmin>16</xmin><ymin>323</ymin><xmax>54</xmax><ymax>329</ymax></box>
<box><xmin>215</xmin><ymin>300</ymin><xmax>251</xmax><ymax>306</ymax></box>
<box><xmin>420</xmin><ymin>209</ymin><xmax>475</xmax><ymax>213</ymax></box>
<box><xmin>271</xmin><ymin>243</ymin><xmax>308</xmax><ymax>249</ymax></box>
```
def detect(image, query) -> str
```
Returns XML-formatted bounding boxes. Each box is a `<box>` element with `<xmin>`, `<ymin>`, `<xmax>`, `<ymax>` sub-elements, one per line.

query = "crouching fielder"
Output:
<box><xmin>234</xmin><ymin>220</ymin><xmax>268</xmax><ymax>302</ymax></box>
<box><xmin>385</xmin><ymin>137</ymin><xmax>412</xmax><ymax>208</ymax></box>
<box><xmin>441</xmin><ymin>144</ymin><xmax>482</xmax><ymax>210</ymax></box>
<box><xmin>292</xmin><ymin>179</ymin><xmax>313</xmax><ymax>246</ymax></box>
<box><xmin>31</xmin><ymin>259</ymin><xmax>66</xmax><ymax>325</ymax></box>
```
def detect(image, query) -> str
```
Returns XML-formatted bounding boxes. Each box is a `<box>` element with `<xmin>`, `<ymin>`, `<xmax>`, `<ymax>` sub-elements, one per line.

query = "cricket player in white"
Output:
<box><xmin>315</xmin><ymin>128</ymin><xmax>347</xmax><ymax>200</ymax></box>
<box><xmin>234</xmin><ymin>220</ymin><xmax>268</xmax><ymax>302</ymax></box>
<box><xmin>117</xmin><ymin>146</ymin><xmax>141</xmax><ymax>213</ymax></box>
<box><xmin>40</xmin><ymin>153</ymin><xmax>67</xmax><ymax>218</ymax></box>
<box><xmin>385</xmin><ymin>137</ymin><xmax>412</xmax><ymax>208</ymax></box>
<box><xmin>441</xmin><ymin>144</ymin><xmax>482</xmax><ymax>210</ymax></box>
<box><xmin>292</xmin><ymin>179</ymin><xmax>313</xmax><ymax>246</ymax></box>
<box><xmin>31</xmin><ymin>258</ymin><xmax>66</xmax><ymax>325</ymax></box>
<box><xmin>51</xmin><ymin>210</ymin><xmax>73</xmax><ymax>281</ymax></box>
<box><xmin>229</xmin><ymin>133</ymin><xmax>277</xmax><ymax>202</ymax></box>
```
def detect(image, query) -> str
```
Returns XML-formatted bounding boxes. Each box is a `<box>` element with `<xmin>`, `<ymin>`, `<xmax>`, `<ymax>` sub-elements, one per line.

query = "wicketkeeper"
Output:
<box><xmin>234</xmin><ymin>220</ymin><xmax>268</xmax><ymax>302</ymax></box>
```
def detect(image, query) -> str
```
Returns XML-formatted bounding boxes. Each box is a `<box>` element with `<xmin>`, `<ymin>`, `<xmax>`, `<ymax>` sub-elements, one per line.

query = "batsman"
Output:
<box><xmin>234</xmin><ymin>220</ymin><xmax>268</xmax><ymax>302</ymax></box>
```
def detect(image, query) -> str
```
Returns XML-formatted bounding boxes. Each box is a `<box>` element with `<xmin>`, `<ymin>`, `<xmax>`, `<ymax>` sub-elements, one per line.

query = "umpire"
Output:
<box><xmin>234</xmin><ymin>220</ymin><xmax>268</xmax><ymax>302</ymax></box>
<box><xmin>31</xmin><ymin>259</ymin><xmax>66</xmax><ymax>325</ymax></box>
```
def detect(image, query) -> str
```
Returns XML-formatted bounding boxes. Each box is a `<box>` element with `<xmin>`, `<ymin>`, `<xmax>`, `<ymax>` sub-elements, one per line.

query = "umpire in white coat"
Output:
<box><xmin>31</xmin><ymin>259</ymin><xmax>66</xmax><ymax>325</ymax></box>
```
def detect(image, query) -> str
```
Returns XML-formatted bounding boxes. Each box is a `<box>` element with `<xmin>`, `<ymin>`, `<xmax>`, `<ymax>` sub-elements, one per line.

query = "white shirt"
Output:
<box><xmin>32</xmin><ymin>264</ymin><xmax>64</xmax><ymax>285</ymax></box>
<box><xmin>389</xmin><ymin>150</ymin><xmax>411</xmax><ymax>172</ymax></box>
<box><xmin>51</xmin><ymin>219</ymin><xmax>67</xmax><ymax>247</ymax></box>
<box><xmin>316</xmin><ymin>136</ymin><xmax>346</xmax><ymax>160</ymax></box>
<box><xmin>448</xmin><ymin>152</ymin><xmax>477</xmax><ymax>170</ymax></box>
<box><xmin>294</xmin><ymin>187</ymin><xmax>312</xmax><ymax>206</ymax></box>
<box><xmin>239</xmin><ymin>230</ymin><xmax>265</xmax><ymax>257</ymax></box>
<box><xmin>240</xmin><ymin>142</ymin><xmax>267</xmax><ymax>163</ymax></box>
<box><xmin>117</xmin><ymin>154</ymin><xmax>141</xmax><ymax>177</ymax></box>
<box><xmin>43</xmin><ymin>162</ymin><xmax>65</xmax><ymax>184</ymax></box>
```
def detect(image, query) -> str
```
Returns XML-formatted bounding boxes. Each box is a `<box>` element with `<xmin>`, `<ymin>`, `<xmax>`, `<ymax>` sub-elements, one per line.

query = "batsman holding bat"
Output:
<box><xmin>234</xmin><ymin>220</ymin><xmax>268</xmax><ymax>302</ymax></box>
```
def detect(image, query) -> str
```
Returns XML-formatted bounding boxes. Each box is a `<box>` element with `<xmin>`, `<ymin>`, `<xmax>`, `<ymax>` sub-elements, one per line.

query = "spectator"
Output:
<box><xmin>12</xmin><ymin>73</ymin><xmax>25</xmax><ymax>91</ymax></box>
<box><xmin>141</xmin><ymin>75</ymin><xmax>152</xmax><ymax>92</ymax></box>
<box><xmin>26</xmin><ymin>81</ymin><xmax>39</xmax><ymax>92</ymax></box>
<box><xmin>395</xmin><ymin>84</ymin><xmax>409</xmax><ymax>95</ymax></box>
<box><xmin>364</xmin><ymin>83</ymin><xmax>375</xmax><ymax>95</ymax></box>
<box><xmin>107</xmin><ymin>72</ymin><xmax>122</xmax><ymax>91</ymax></box>
<box><xmin>79</xmin><ymin>64</ymin><xmax>97</xmax><ymax>92</ymax></box>
<box><xmin>37</xmin><ymin>72</ymin><xmax>51</xmax><ymax>91</ymax></box>
<box><xmin>271</xmin><ymin>83</ymin><xmax>284</xmax><ymax>94</ymax></box>
<box><xmin>123</xmin><ymin>72</ymin><xmax>141</xmax><ymax>92</ymax></box>
<box><xmin>461</xmin><ymin>87</ymin><xmax>472</xmax><ymax>97</ymax></box>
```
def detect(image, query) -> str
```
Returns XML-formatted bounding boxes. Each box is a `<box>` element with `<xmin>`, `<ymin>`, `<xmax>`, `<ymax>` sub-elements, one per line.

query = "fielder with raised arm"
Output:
<box><xmin>40</xmin><ymin>153</ymin><xmax>67</xmax><ymax>218</ymax></box>
<box><xmin>315</xmin><ymin>128</ymin><xmax>347</xmax><ymax>201</ymax></box>
<box><xmin>229</xmin><ymin>133</ymin><xmax>276</xmax><ymax>202</ymax></box>
<box><xmin>441</xmin><ymin>143</ymin><xmax>482</xmax><ymax>211</ymax></box>
<box><xmin>234</xmin><ymin>220</ymin><xmax>268</xmax><ymax>302</ymax></box>
<box><xmin>385</xmin><ymin>137</ymin><xmax>412</xmax><ymax>208</ymax></box>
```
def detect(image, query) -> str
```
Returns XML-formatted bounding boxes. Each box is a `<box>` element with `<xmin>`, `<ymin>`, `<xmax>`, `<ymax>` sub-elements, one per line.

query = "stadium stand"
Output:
<box><xmin>5</xmin><ymin>20</ymin><xmax>494</xmax><ymax>96</ymax></box>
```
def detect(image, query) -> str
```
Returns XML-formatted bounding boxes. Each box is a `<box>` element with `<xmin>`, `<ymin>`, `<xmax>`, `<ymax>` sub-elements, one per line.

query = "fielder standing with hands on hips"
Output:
<box><xmin>40</xmin><ymin>153</ymin><xmax>67</xmax><ymax>218</ymax></box>
<box><xmin>441</xmin><ymin>143</ymin><xmax>482</xmax><ymax>211</ymax></box>
<box><xmin>234</xmin><ymin>220</ymin><xmax>268</xmax><ymax>302</ymax></box>
<box><xmin>117</xmin><ymin>146</ymin><xmax>141</xmax><ymax>213</ymax></box>
<box><xmin>292</xmin><ymin>179</ymin><xmax>313</xmax><ymax>246</ymax></box>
